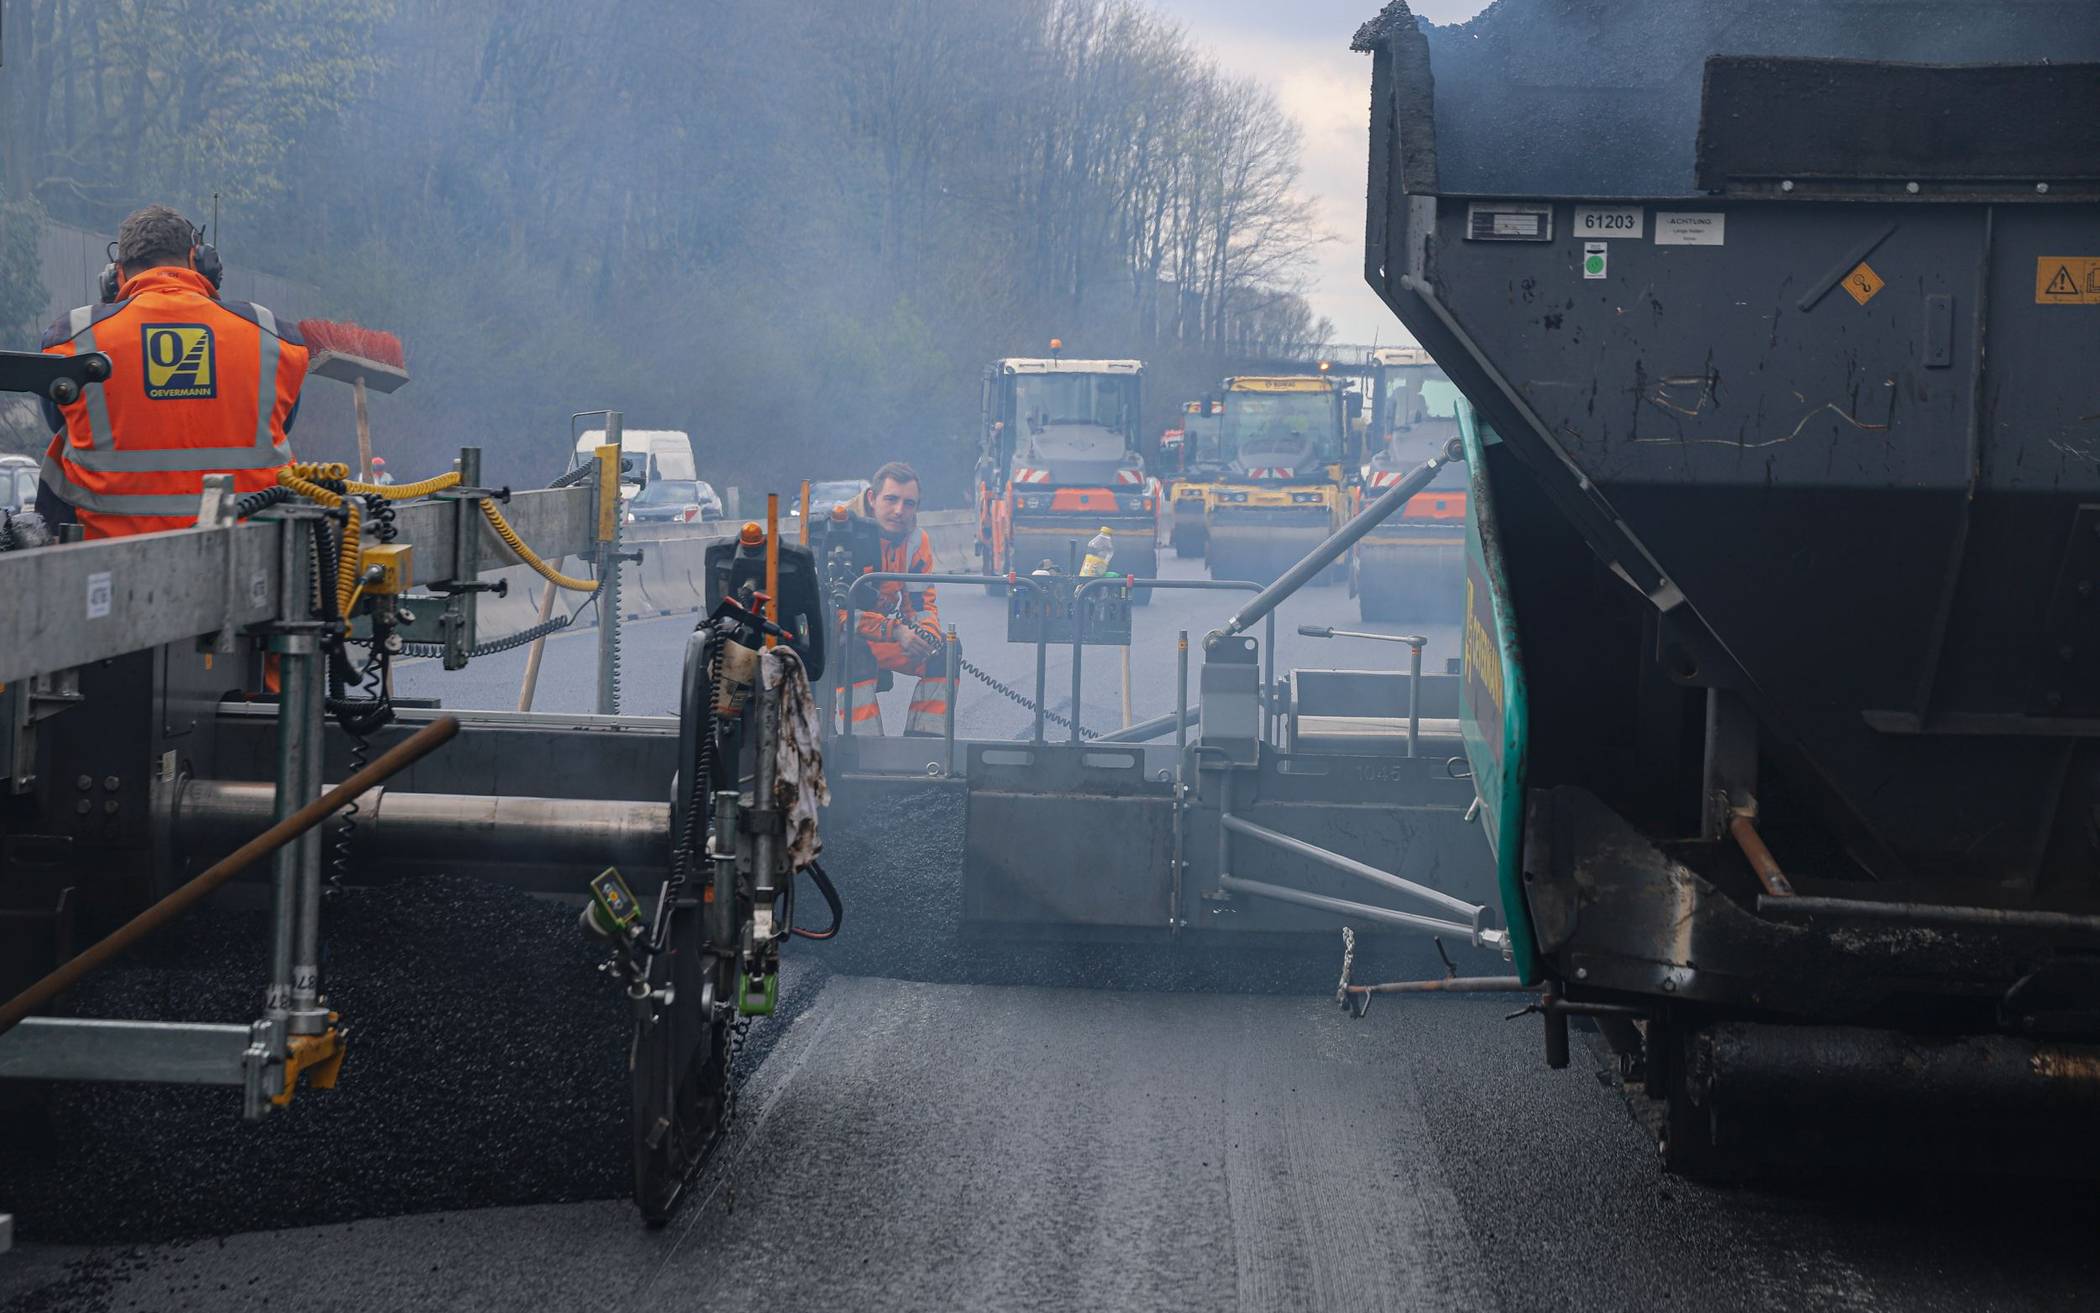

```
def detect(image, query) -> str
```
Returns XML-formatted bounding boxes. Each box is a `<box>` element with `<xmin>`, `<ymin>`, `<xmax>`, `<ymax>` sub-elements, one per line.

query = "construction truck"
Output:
<box><xmin>1350</xmin><ymin>347</ymin><xmax>1467</xmax><ymax>621</ymax></box>
<box><xmin>1166</xmin><ymin>398</ymin><xmax>1224</xmax><ymax>558</ymax></box>
<box><xmin>975</xmin><ymin>354</ymin><xmax>1160</xmax><ymax>596</ymax></box>
<box><xmin>1201</xmin><ymin>374</ymin><xmax>1357</xmax><ymax>585</ymax></box>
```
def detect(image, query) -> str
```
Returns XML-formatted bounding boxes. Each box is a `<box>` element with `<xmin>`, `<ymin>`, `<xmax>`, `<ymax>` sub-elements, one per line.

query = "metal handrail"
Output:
<box><xmin>1068</xmin><ymin>575</ymin><xmax>1275</xmax><ymax>746</ymax></box>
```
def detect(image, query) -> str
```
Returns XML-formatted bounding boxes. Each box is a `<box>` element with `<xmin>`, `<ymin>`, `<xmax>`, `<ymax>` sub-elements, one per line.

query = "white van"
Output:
<box><xmin>571</xmin><ymin>429</ymin><xmax>697</xmax><ymax>500</ymax></box>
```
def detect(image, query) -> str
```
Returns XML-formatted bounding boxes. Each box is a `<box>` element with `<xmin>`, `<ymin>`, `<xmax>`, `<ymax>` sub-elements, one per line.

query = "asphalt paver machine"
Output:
<box><xmin>0</xmin><ymin>392</ymin><xmax>836</xmax><ymax>1226</ymax></box>
<box><xmin>1356</xmin><ymin>0</ymin><xmax>2100</xmax><ymax>1171</ymax></box>
<box><xmin>828</xmin><ymin>431</ymin><xmax>1507</xmax><ymax>961</ymax></box>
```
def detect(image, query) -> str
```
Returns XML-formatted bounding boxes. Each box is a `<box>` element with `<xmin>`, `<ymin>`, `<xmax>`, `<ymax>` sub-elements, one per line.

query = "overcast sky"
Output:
<box><xmin>1149</xmin><ymin>1</ymin><xmax>1489</xmax><ymax>346</ymax></box>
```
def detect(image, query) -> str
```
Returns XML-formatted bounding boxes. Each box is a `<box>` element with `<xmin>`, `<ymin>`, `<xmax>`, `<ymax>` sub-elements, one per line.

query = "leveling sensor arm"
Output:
<box><xmin>0</xmin><ymin>347</ymin><xmax>112</xmax><ymax>405</ymax></box>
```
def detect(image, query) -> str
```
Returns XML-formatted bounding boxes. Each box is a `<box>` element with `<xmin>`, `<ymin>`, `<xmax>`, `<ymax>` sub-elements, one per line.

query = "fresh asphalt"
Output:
<box><xmin>4</xmin><ymin>560</ymin><xmax>2093</xmax><ymax>1312</ymax></box>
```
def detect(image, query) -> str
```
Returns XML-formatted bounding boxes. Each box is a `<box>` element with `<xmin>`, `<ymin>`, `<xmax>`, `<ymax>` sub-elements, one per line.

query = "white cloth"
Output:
<box><xmin>763</xmin><ymin>646</ymin><xmax>830</xmax><ymax>868</ymax></box>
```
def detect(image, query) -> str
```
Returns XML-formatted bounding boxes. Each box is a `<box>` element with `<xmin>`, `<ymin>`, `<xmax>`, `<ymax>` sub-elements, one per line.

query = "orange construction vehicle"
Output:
<box><xmin>1350</xmin><ymin>346</ymin><xmax>1467</xmax><ymax>620</ymax></box>
<box><xmin>974</xmin><ymin>353</ymin><xmax>1161</xmax><ymax>599</ymax></box>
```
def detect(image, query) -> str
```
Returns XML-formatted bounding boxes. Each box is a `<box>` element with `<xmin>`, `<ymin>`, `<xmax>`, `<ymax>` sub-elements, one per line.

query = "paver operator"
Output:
<box><xmin>843</xmin><ymin>461</ymin><xmax>951</xmax><ymax>736</ymax></box>
<box><xmin>35</xmin><ymin>204</ymin><xmax>309</xmax><ymax>538</ymax></box>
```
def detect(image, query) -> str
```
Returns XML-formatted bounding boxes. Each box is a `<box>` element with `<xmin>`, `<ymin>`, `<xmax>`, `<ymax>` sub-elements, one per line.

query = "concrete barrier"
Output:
<box><xmin>469</xmin><ymin>509</ymin><xmax>981</xmax><ymax>642</ymax></box>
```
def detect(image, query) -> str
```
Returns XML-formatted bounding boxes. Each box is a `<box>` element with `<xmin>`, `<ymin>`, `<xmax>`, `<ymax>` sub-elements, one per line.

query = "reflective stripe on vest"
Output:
<box><xmin>66</xmin><ymin>306</ymin><xmax>117</xmax><ymax>451</ymax></box>
<box><xmin>39</xmin><ymin>454</ymin><xmax>208</xmax><ymax>517</ymax></box>
<box><xmin>252</xmin><ymin>304</ymin><xmax>280</xmax><ymax>450</ymax></box>
<box><xmin>61</xmin><ymin>439</ymin><xmax>293</xmax><ymax>474</ymax></box>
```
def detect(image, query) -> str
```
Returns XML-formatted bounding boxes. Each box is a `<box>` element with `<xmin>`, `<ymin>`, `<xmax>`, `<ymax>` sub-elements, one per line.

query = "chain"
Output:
<box><xmin>723</xmin><ymin>1014</ymin><xmax>755</xmax><ymax>1125</ymax></box>
<box><xmin>399</xmin><ymin>609</ymin><xmax>579</xmax><ymax>661</ymax></box>
<box><xmin>954</xmin><ymin>651</ymin><xmax>1101</xmax><ymax>740</ymax></box>
<box><xmin>895</xmin><ymin>617</ymin><xmax>1103</xmax><ymax>741</ymax></box>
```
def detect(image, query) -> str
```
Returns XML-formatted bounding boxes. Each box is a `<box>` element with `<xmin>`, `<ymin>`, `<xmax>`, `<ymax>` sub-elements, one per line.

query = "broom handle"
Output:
<box><xmin>516</xmin><ymin>571</ymin><xmax>562</xmax><ymax>712</ymax></box>
<box><xmin>353</xmin><ymin>374</ymin><xmax>373</xmax><ymax>482</ymax></box>
<box><xmin>1121</xmin><ymin>645</ymin><xmax>1133</xmax><ymax>728</ymax></box>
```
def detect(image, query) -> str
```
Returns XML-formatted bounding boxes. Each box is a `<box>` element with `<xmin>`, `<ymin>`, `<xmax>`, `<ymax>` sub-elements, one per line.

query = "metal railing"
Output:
<box><xmin>838</xmin><ymin>570</ymin><xmax>1275</xmax><ymax>752</ymax></box>
<box><xmin>1068</xmin><ymin>576</ymin><xmax>1273</xmax><ymax>746</ymax></box>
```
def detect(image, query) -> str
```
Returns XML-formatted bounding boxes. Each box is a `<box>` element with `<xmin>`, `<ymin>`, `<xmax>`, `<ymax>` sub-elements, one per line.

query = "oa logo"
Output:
<box><xmin>141</xmin><ymin>324</ymin><xmax>216</xmax><ymax>400</ymax></box>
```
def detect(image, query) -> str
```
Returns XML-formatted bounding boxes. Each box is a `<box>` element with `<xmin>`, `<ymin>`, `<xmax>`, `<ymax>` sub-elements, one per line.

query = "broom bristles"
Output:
<box><xmin>297</xmin><ymin>319</ymin><xmax>406</xmax><ymax>370</ymax></box>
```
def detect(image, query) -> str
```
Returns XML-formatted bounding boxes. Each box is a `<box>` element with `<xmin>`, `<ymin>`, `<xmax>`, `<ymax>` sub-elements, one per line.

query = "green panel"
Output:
<box><xmin>1456</xmin><ymin>401</ymin><xmax>1541</xmax><ymax>984</ymax></box>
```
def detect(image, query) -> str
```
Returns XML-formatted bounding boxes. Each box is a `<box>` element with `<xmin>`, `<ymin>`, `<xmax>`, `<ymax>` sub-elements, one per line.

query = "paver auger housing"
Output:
<box><xmin>1356</xmin><ymin>0</ymin><xmax>2100</xmax><ymax>1166</ymax></box>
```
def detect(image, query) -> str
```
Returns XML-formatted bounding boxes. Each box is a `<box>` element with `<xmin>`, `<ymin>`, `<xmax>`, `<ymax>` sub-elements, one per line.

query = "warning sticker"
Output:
<box><xmin>2036</xmin><ymin>257</ymin><xmax>2100</xmax><ymax>305</ymax></box>
<box><xmin>1843</xmin><ymin>262</ymin><xmax>1885</xmax><ymax>306</ymax></box>
<box><xmin>1655</xmin><ymin>213</ymin><xmax>1725</xmax><ymax>246</ymax></box>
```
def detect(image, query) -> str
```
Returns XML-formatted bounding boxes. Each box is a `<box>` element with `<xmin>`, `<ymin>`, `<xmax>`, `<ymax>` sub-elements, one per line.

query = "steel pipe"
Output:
<box><xmin>1208</xmin><ymin>439</ymin><xmax>1463</xmax><ymax>649</ymax></box>
<box><xmin>1217</xmin><ymin>873</ymin><xmax>1485</xmax><ymax>941</ymax></box>
<box><xmin>177</xmin><ymin>781</ymin><xmax>672</xmax><ymax>875</ymax></box>
<box><xmin>0</xmin><ymin>1018</ymin><xmax>255</xmax><ymax>1085</ymax></box>
<box><xmin>0</xmin><ymin>717</ymin><xmax>461</xmax><ymax>1038</ymax></box>
<box><xmin>1221</xmin><ymin>812</ymin><xmax>1482</xmax><ymax>920</ymax></box>
<box><xmin>1344</xmin><ymin>975</ymin><xmax>1532</xmax><ymax>995</ymax></box>
<box><xmin>1757</xmin><ymin>894</ymin><xmax>2100</xmax><ymax>935</ymax></box>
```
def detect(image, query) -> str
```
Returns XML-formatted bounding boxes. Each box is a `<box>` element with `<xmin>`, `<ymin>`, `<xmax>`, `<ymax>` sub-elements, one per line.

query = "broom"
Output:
<box><xmin>298</xmin><ymin>320</ymin><xmax>410</xmax><ymax>482</ymax></box>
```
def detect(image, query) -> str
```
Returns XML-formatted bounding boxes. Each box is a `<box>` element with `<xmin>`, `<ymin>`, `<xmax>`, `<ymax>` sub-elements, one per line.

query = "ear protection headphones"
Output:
<box><xmin>98</xmin><ymin>220</ymin><xmax>223</xmax><ymax>304</ymax></box>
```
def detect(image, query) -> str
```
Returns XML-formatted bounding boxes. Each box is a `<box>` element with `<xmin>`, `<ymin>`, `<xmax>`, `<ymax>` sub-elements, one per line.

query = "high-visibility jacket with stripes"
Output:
<box><xmin>38</xmin><ymin>266</ymin><xmax>307</xmax><ymax>538</ymax></box>
<box><xmin>853</xmin><ymin>513</ymin><xmax>941</xmax><ymax>652</ymax></box>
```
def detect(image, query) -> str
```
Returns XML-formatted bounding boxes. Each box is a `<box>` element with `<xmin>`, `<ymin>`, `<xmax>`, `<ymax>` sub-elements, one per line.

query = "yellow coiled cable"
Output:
<box><xmin>477</xmin><ymin>498</ymin><xmax>601</xmax><ymax>592</ymax></box>
<box><xmin>276</xmin><ymin>464</ymin><xmax>363</xmax><ymax>622</ymax></box>
<box><xmin>282</xmin><ymin>461</ymin><xmax>601</xmax><ymax>598</ymax></box>
<box><xmin>344</xmin><ymin>471</ymin><xmax>461</xmax><ymax>500</ymax></box>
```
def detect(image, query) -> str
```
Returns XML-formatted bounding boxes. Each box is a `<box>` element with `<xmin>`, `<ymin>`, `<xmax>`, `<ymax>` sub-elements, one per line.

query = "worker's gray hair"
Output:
<box><xmin>870</xmin><ymin>461</ymin><xmax>920</xmax><ymax>492</ymax></box>
<box><xmin>115</xmin><ymin>205</ymin><xmax>196</xmax><ymax>268</ymax></box>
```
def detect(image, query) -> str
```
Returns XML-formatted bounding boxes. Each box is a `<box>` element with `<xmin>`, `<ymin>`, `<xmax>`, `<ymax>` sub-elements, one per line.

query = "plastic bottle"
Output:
<box><xmin>1080</xmin><ymin>527</ymin><xmax>1114</xmax><ymax>577</ymax></box>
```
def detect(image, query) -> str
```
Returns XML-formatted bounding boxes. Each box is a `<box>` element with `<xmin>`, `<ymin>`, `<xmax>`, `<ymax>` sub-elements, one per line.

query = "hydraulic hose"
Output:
<box><xmin>791</xmin><ymin>861</ymin><xmax>843</xmax><ymax>941</ymax></box>
<box><xmin>276</xmin><ymin>464</ymin><xmax>363</xmax><ymax>619</ymax></box>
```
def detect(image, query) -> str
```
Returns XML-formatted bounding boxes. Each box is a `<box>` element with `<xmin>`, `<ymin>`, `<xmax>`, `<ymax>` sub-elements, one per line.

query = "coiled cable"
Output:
<box><xmin>478</xmin><ymin>498</ymin><xmax>601</xmax><ymax>591</ymax></box>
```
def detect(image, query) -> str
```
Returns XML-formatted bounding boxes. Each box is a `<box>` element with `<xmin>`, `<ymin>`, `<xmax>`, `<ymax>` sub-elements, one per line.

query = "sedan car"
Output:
<box><xmin>792</xmin><ymin>478</ymin><xmax>869</xmax><ymax>518</ymax></box>
<box><xmin>624</xmin><ymin>478</ymin><xmax>723</xmax><ymax>525</ymax></box>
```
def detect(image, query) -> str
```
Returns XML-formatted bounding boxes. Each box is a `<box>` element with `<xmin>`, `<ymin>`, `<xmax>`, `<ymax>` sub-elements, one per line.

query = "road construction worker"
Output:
<box><xmin>35</xmin><ymin>204</ymin><xmax>308</xmax><ymax>538</ymax></box>
<box><xmin>370</xmin><ymin>456</ymin><xmax>395</xmax><ymax>485</ymax></box>
<box><xmin>843</xmin><ymin>461</ymin><xmax>950</xmax><ymax>736</ymax></box>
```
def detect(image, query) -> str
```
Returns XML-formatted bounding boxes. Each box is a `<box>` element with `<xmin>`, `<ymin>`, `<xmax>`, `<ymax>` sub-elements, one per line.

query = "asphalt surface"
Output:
<box><xmin>7</xmin><ymin>556</ymin><xmax>2096</xmax><ymax>1310</ymax></box>
<box><xmin>7</xmin><ymin>982</ymin><xmax>2095</xmax><ymax>1312</ymax></box>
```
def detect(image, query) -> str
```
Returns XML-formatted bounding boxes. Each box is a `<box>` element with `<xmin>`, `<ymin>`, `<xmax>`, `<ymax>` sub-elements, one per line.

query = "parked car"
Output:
<box><xmin>1</xmin><ymin>455</ymin><xmax>38</xmax><ymax>514</ymax></box>
<box><xmin>625</xmin><ymin>478</ymin><xmax>723</xmax><ymax>526</ymax></box>
<box><xmin>791</xmin><ymin>478</ymin><xmax>869</xmax><ymax>518</ymax></box>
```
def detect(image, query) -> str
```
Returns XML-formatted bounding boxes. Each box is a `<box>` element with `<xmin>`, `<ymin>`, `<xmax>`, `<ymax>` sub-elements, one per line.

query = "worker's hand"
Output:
<box><xmin>897</xmin><ymin>624</ymin><xmax>936</xmax><ymax>661</ymax></box>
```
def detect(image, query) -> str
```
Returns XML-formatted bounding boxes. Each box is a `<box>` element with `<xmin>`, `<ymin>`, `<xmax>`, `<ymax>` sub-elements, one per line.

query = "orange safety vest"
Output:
<box><xmin>848</xmin><ymin>509</ymin><xmax>940</xmax><ymax>660</ymax></box>
<box><xmin>38</xmin><ymin>266</ymin><xmax>308</xmax><ymax>538</ymax></box>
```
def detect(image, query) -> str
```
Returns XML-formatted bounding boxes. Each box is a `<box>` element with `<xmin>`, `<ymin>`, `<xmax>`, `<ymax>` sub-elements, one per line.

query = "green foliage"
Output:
<box><xmin>0</xmin><ymin>196</ymin><xmax>49</xmax><ymax>343</ymax></box>
<box><xmin>7</xmin><ymin>0</ymin><xmax>391</xmax><ymax>225</ymax></box>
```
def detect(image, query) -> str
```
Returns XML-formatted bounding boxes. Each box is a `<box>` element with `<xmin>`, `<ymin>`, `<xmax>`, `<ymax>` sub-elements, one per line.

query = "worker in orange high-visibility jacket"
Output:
<box><xmin>841</xmin><ymin>461</ymin><xmax>950</xmax><ymax>736</ymax></box>
<box><xmin>35</xmin><ymin>204</ymin><xmax>308</xmax><ymax>539</ymax></box>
